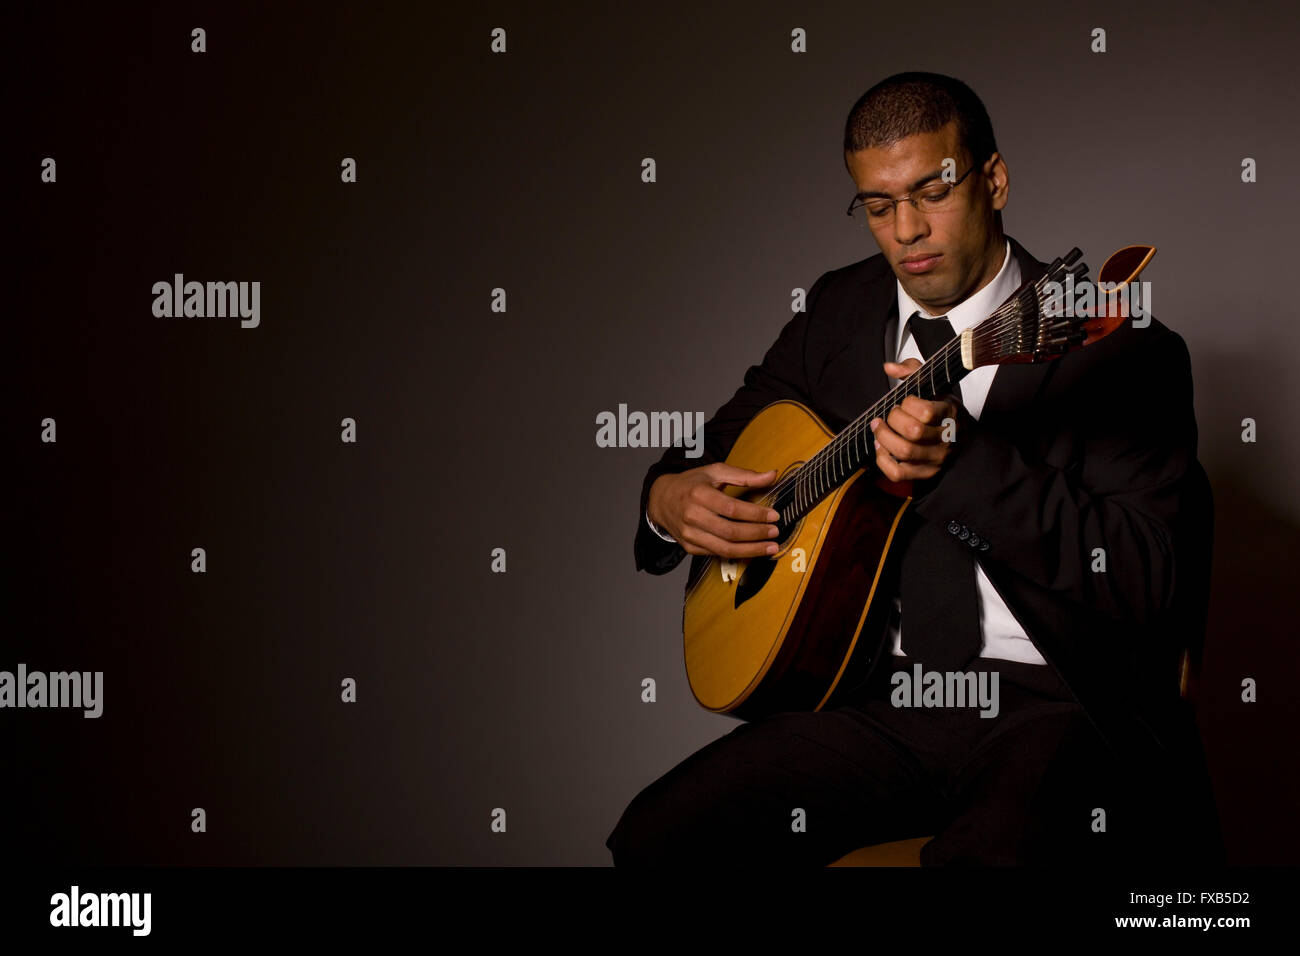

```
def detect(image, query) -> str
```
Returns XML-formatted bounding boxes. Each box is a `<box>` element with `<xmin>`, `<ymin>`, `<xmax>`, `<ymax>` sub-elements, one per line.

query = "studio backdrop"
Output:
<box><xmin>7</xmin><ymin>0</ymin><xmax>1299</xmax><ymax>865</ymax></box>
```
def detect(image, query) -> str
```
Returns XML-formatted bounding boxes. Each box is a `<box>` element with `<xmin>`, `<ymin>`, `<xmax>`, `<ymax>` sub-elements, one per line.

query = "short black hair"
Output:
<box><xmin>843</xmin><ymin>72</ymin><xmax>998</xmax><ymax>167</ymax></box>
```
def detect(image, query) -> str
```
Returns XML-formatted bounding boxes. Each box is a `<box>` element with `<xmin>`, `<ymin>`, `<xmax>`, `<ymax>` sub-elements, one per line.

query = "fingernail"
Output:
<box><xmin>874</xmin><ymin>439</ymin><xmax>881</xmax><ymax>450</ymax></box>
<box><xmin>767</xmin><ymin>509</ymin><xmax>779</xmax><ymax>521</ymax></box>
<box><xmin>869</xmin><ymin>419</ymin><xmax>879</xmax><ymax>431</ymax></box>
<box><xmin>766</xmin><ymin>543</ymin><xmax>779</xmax><ymax>554</ymax></box>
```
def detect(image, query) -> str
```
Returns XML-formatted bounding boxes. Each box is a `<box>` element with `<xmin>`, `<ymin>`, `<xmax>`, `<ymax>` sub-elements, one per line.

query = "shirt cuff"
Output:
<box><xmin>645</xmin><ymin>507</ymin><xmax>677</xmax><ymax>542</ymax></box>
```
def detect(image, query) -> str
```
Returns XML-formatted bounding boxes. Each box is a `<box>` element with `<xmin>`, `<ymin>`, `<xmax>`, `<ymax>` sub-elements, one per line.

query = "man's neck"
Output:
<box><xmin>967</xmin><ymin>231</ymin><xmax>1009</xmax><ymax>300</ymax></box>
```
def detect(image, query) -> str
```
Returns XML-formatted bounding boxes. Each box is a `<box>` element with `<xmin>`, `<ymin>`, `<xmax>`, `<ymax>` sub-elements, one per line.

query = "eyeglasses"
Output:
<box><xmin>846</xmin><ymin>162</ymin><xmax>979</xmax><ymax>225</ymax></box>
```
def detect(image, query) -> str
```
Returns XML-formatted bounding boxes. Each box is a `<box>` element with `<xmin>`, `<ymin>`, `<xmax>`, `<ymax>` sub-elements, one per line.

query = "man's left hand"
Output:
<box><xmin>870</xmin><ymin>358</ymin><xmax>972</xmax><ymax>482</ymax></box>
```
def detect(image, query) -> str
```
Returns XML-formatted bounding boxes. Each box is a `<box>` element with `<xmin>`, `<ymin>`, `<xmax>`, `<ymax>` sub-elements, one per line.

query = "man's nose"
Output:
<box><xmin>892</xmin><ymin>200</ymin><xmax>928</xmax><ymax>244</ymax></box>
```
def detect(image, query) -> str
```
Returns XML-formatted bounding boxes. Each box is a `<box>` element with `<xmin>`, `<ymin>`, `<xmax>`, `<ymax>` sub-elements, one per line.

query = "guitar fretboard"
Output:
<box><xmin>762</xmin><ymin>251</ymin><xmax>1085</xmax><ymax>530</ymax></box>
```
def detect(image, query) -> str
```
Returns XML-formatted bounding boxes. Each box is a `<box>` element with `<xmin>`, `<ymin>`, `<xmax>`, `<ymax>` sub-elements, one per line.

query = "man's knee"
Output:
<box><xmin>605</xmin><ymin>749</ymin><xmax>745</xmax><ymax>866</ymax></box>
<box><xmin>605</xmin><ymin>787</ymin><xmax>729</xmax><ymax>866</ymax></box>
<box><xmin>605</xmin><ymin>795</ymin><xmax>662</xmax><ymax>866</ymax></box>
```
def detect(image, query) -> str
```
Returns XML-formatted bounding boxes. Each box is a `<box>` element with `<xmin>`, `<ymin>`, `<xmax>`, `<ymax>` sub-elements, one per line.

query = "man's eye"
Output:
<box><xmin>917</xmin><ymin>187</ymin><xmax>951</xmax><ymax>203</ymax></box>
<box><xmin>865</xmin><ymin>204</ymin><xmax>891</xmax><ymax>217</ymax></box>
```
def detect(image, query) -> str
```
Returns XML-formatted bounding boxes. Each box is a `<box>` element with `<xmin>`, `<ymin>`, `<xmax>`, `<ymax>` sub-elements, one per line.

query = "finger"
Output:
<box><xmin>695</xmin><ymin>484</ymin><xmax>781</xmax><ymax>524</ymax></box>
<box><xmin>872</xmin><ymin>417</ymin><xmax>949</xmax><ymax>482</ymax></box>
<box><xmin>707</xmin><ymin>464</ymin><xmax>778</xmax><ymax>488</ymax></box>
<box><xmin>681</xmin><ymin>525</ymin><xmax>781</xmax><ymax>559</ymax></box>
<box><xmin>871</xmin><ymin>418</ymin><xmax>914</xmax><ymax>465</ymax></box>
<box><xmin>886</xmin><ymin>405</ymin><xmax>934</xmax><ymax>444</ymax></box>
<box><xmin>871</xmin><ymin>425</ymin><xmax>937</xmax><ymax>480</ymax></box>
<box><xmin>873</xmin><ymin>436</ymin><xmax>908</xmax><ymax>482</ymax></box>
<box><xmin>683</xmin><ymin>500</ymin><xmax>780</xmax><ymax>543</ymax></box>
<box><xmin>900</xmin><ymin>395</ymin><xmax>953</xmax><ymax>427</ymax></box>
<box><xmin>883</xmin><ymin>359</ymin><xmax>922</xmax><ymax>379</ymax></box>
<box><xmin>873</xmin><ymin>449</ymin><xmax>940</xmax><ymax>483</ymax></box>
<box><xmin>874</xmin><ymin>416</ymin><xmax>942</xmax><ymax>467</ymax></box>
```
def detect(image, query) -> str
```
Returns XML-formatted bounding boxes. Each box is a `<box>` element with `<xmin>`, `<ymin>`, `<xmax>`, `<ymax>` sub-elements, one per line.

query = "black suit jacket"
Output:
<box><xmin>634</xmin><ymin>236</ymin><xmax>1216</xmax><ymax>784</ymax></box>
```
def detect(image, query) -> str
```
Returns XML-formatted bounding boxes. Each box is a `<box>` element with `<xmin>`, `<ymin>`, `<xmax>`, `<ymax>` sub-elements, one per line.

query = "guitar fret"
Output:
<box><xmin>786</xmin><ymin>312</ymin><xmax>991</xmax><ymax>524</ymax></box>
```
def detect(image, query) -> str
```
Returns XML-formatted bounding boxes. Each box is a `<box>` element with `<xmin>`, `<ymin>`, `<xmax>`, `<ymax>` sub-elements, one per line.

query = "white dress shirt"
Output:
<box><xmin>891</xmin><ymin>240</ymin><xmax>1044</xmax><ymax>664</ymax></box>
<box><xmin>646</xmin><ymin>239</ymin><xmax>1046</xmax><ymax>665</ymax></box>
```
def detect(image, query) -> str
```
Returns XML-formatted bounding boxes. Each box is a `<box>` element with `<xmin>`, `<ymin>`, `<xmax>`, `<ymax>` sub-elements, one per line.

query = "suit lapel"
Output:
<box><xmin>854</xmin><ymin>257</ymin><xmax>895</xmax><ymax>404</ymax></box>
<box><xmin>815</xmin><ymin>258</ymin><xmax>894</xmax><ymax>426</ymax></box>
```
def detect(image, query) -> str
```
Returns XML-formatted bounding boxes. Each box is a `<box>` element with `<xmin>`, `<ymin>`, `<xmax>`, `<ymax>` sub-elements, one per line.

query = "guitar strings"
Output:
<box><xmin>763</xmin><ymin>269</ymin><xmax>1077</xmax><ymax>510</ymax></box>
<box><xmin>777</xmin><ymin>295</ymin><xmax>1038</xmax><ymax>505</ymax></box>
<box><xmin>749</xmin><ymin>264</ymin><xmax>1084</xmax><ymax>517</ymax></box>
<box><xmin>761</xmin><ymin>306</ymin><xmax>1014</xmax><ymax>507</ymax></box>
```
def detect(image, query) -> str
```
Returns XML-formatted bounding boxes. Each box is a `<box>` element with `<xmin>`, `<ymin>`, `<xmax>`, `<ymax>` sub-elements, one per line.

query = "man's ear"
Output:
<box><xmin>984</xmin><ymin>152</ymin><xmax>1009</xmax><ymax>212</ymax></box>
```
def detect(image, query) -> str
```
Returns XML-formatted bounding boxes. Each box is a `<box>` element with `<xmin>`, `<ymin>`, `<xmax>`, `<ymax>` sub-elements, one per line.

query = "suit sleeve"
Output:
<box><xmin>911</xmin><ymin>321</ymin><xmax>1203</xmax><ymax>627</ymax></box>
<box><xmin>634</xmin><ymin>272</ymin><xmax>832</xmax><ymax>574</ymax></box>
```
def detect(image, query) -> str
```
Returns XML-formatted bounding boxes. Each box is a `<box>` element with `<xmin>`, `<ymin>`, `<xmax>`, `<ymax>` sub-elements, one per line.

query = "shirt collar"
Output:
<box><xmin>895</xmin><ymin>239</ymin><xmax>1019</xmax><ymax>335</ymax></box>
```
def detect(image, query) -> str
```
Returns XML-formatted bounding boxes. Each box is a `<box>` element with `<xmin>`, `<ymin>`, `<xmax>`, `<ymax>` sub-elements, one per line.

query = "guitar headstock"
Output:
<box><xmin>970</xmin><ymin>244</ymin><xmax>1156</xmax><ymax>367</ymax></box>
<box><xmin>1085</xmin><ymin>244</ymin><xmax>1156</xmax><ymax>344</ymax></box>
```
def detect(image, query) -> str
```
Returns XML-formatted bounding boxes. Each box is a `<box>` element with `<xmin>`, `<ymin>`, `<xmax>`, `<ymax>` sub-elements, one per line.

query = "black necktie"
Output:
<box><xmin>903</xmin><ymin>313</ymin><xmax>964</xmax><ymax>404</ymax></box>
<box><xmin>895</xmin><ymin>312</ymin><xmax>982</xmax><ymax>671</ymax></box>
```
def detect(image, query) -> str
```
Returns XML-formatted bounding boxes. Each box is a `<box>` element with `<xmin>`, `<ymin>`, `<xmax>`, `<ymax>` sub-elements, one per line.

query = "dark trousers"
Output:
<box><xmin>606</xmin><ymin>655</ymin><xmax>1206</xmax><ymax>866</ymax></box>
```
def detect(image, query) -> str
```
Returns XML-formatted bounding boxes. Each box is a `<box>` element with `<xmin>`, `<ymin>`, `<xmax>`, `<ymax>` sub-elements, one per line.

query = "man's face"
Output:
<box><xmin>844</xmin><ymin>122</ymin><xmax>1009</xmax><ymax>313</ymax></box>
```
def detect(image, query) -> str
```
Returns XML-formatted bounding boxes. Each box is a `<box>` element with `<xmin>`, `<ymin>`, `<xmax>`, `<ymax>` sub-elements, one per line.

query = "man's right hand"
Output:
<box><xmin>647</xmin><ymin>464</ymin><xmax>782</xmax><ymax>558</ymax></box>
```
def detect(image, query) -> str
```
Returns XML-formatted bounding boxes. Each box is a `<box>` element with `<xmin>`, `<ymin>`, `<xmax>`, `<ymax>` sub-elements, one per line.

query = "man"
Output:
<box><xmin>607</xmin><ymin>72</ymin><xmax>1222</xmax><ymax>867</ymax></box>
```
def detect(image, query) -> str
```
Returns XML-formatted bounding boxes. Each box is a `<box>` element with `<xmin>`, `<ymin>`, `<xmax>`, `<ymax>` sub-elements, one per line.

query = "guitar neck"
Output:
<box><xmin>765</xmin><ymin>251</ymin><xmax>1087</xmax><ymax>529</ymax></box>
<box><xmin>768</xmin><ymin>356</ymin><xmax>971</xmax><ymax>528</ymax></box>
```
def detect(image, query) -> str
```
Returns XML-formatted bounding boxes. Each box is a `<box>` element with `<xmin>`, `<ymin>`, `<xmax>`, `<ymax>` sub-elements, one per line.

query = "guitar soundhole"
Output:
<box><xmin>734</xmin><ymin>516</ymin><xmax>803</xmax><ymax>609</ymax></box>
<box><xmin>752</xmin><ymin>461</ymin><xmax>804</xmax><ymax>558</ymax></box>
<box><xmin>771</xmin><ymin>517</ymin><xmax>802</xmax><ymax>556</ymax></box>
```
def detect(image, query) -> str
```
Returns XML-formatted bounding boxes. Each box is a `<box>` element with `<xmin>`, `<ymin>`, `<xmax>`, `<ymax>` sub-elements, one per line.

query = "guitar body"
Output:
<box><xmin>679</xmin><ymin>246</ymin><xmax>1156</xmax><ymax>720</ymax></box>
<box><xmin>683</xmin><ymin>400</ymin><xmax>913</xmax><ymax>720</ymax></box>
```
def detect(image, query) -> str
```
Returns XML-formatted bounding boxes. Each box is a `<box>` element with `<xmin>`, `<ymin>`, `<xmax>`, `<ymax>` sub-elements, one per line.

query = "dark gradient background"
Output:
<box><xmin>7</xmin><ymin>0</ymin><xmax>1299</xmax><ymax>866</ymax></box>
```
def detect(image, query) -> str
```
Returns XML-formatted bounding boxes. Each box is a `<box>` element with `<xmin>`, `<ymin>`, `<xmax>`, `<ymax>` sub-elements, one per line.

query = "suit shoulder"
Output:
<box><xmin>806</xmin><ymin>252</ymin><xmax>891</xmax><ymax>312</ymax></box>
<box><xmin>1104</xmin><ymin>314</ymin><xmax>1190</xmax><ymax>366</ymax></box>
<box><xmin>1050</xmin><ymin>313</ymin><xmax>1193</xmax><ymax>405</ymax></box>
<box><xmin>815</xmin><ymin>252</ymin><xmax>890</xmax><ymax>289</ymax></box>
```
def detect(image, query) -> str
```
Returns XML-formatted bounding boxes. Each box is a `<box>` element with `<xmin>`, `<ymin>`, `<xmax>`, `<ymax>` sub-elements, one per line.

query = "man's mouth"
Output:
<box><xmin>899</xmin><ymin>253</ymin><xmax>942</xmax><ymax>274</ymax></box>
